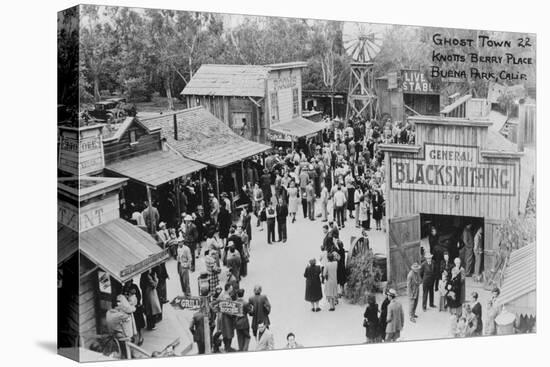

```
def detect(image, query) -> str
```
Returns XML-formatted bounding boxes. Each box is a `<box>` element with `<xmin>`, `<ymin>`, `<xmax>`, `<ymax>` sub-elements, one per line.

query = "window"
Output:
<box><xmin>270</xmin><ymin>92</ymin><xmax>279</xmax><ymax>123</ymax></box>
<box><xmin>292</xmin><ymin>88</ymin><xmax>299</xmax><ymax>117</ymax></box>
<box><xmin>129</xmin><ymin>130</ymin><xmax>138</xmax><ymax>146</ymax></box>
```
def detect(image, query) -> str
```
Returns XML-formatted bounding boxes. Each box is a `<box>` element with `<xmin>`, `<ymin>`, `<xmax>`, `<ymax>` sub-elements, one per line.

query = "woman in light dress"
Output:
<box><xmin>323</xmin><ymin>252</ymin><xmax>339</xmax><ymax>311</ymax></box>
<box><xmin>287</xmin><ymin>181</ymin><xmax>299</xmax><ymax>223</ymax></box>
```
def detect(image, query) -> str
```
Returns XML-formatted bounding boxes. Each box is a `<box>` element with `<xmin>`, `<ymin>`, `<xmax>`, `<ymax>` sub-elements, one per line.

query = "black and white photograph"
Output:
<box><xmin>55</xmin><ymin>2</ymin><xmax>538</xmax><ymax>363</ymax></box>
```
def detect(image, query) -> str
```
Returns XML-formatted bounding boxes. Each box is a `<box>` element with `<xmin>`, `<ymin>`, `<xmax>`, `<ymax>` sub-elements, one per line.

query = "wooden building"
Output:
<box><xmin>376</xmin><ymin>69</ymin><xmax>440</xmax><ymax>123</ymax></box>
<box><xmin>379</xmin><ymin>115</ymin><xmax>523</xmax><ymax>289</ymax></box>
<box><xmin>181</xmin><ymin>62</ymin><xmax>325</xmax><ymax>145</ymax></box>
<box><xmin>57</xmin><ymin>175</ymin><xmax>170</xmax><ymax>357</ymax></box>
<box><xmin>102</xmin><ymin>116</ymin><xmax>206</xmax><ymax>229</ymax></box>
<box><xmin>497</xmin><ymin>242</ymin><xmax>536</xmax><ymax>333</ymax></box>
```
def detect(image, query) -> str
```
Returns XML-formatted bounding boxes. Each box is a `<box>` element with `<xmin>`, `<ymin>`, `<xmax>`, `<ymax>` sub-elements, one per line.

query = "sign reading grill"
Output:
<box><xmin>389</xmin><ymin>144</ymin><xmax>517</xmax><ymax>196</ymax></box>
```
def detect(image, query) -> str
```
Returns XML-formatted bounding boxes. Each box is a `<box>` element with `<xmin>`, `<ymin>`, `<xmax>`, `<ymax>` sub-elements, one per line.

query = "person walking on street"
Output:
<box><xmin>265</xmin><ymin>201</ymin><xmax>277</xmax><ymax>244</ymax></box>
<box><xmin>420</xmin><ymin>254</ymin><xmax>436</xmax><ymax>311</ymax></box>
<box><xmin>304</xmin><ymin>258</ymin><xmax>323</xmax><ymax>312</ymax></box>
<box><xmin>226</xmin><ymin>242</ymin><xmax>242</xmax><ymax>287</ymax></box>
<box><xmin>319</xmin><ymin>181</ymin><xmax>329</xmax><ymax>222</ymax></box>
<box><xmin>379</xmin><ymin>290</ymin><xmax>391</xmax><ymax>341</ymax></box>
<box><xmin>333</xmin><ymin>185</ymin><xmax>347</xmax><ymax>228</ymax></box>
<box><xmin>306</xmin><ymin>180</ymin><xmax>316</xmax><ymax>221</ymax></box>
<box><xmin>385</xmin><ymin>289</ymin><xmax>404</xmax><ymax>342</ymax></box>
<box><xmin>140</xmin><ymin>269</ymin><xmax>162</xmax><ymax>331</ymax></box>
<box><xmin>235</xmin><ymin>289</ymin><xmax>252</xmax><ymax>351</ymax></box>
<box><xmin>470</xmin><ymin>291</ymin><xmax>483</xmax><ymax>336</ymax></box>
<box><xmin>287</xmin><ymin>181</ymin><xmax>299</xmax><ymax>223</ymax></box>
<box><xmin>217</xmin><ymin>201</ymin><xmax>232</xmax><ymax>248</ymax></box>
<box><xmin>473</xmin><ymin>227</ymin><xmax>483</xmax><ymax>282</ymax></box>
<box><xmin>255</xmin><ymin>321</ymin><xmax>274</xmax><ymax>351</ymax></box>
<box><xmin>180</xmin><ymin>215</ymin><xmax>199</xmax><ymax>272</ymax></box>
<box><xmin>407</xmin><ymin>262</ymin><xmax>421</xmax><ymax>322</ymax></box>
<box><xmin>323</xmin><ymin>252</ymin><xmax>339</xmax><ymax>311</ymax></box>
<box><xmin>276</xmin><ymin>197</ymin><xmax>288</xmax><ymax>243</ymax></box>
<box><xmin>363</xmin><ymin>293</ymin><xmax>380</xmax><ymax>343</ymax></box>
<box><xmin>248</xmin><ymin>285</ymin><xmax>271</xmax><ymax>338</ymax></box>
<box><xmin>177</xmin><ymin>242</ymin><xmax>192</xmax><ymax>296</ymax></box>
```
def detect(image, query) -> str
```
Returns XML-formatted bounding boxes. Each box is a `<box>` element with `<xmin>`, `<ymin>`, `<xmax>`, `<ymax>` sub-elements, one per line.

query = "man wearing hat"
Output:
<box><xmin>385</xmin><ymin>289</ymin><xmax>404</xmax><ymax>342</ymax></box>
<box><xmin>181</xmin><ymin>214</ymin><xmax>198</xmax><ymax>272</ymax></box>
<box><xmin>420</xmin><ymin>254</ymin><xmax>437</xmax><ymax>311</ymax></box>
<box><xmin>406</xmin><ymin>262</ymin><xmax>421</xmax><ymax>322</ymax></box>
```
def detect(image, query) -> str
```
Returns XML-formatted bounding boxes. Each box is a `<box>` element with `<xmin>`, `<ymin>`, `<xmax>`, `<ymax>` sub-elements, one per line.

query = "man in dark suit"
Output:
<box><xmin>276</xmin><ymin>197</ymin><xmax>288</xmax><ymax>243</ymax></box>
<box><xmin>420</xmin><ymin>254</ymin><xmax>436</xmax><ymax>311</ymax></box>
<box><xmin>248</xmin><ymin>285</ymin><xmax>271</xmax><ymax>337</ymax></box>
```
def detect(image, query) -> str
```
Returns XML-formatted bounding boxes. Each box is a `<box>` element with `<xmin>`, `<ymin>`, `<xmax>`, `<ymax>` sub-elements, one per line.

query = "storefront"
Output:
<box><xmin>102</xmin><ymin>116</ymin><xmax>206</xmax><ymax>230</ymax></box>
<box><xmin>57</xmin><ymin>175</ymin><xmax>171</xmax><ymax>353</ymax></box>
<box><xmin>268</xmin><ymin>116</ymin><xmax>326</xmax><ymax>151</ymax></box>
<box><xmin>140</xmin><ymin>106</ymin><xmax>271</xmax><ymax>209</ymax></box>
<box><xmin>379</xmin><ymin>115</ymin><xmax>522</xmax><ymax>289</ymax></box>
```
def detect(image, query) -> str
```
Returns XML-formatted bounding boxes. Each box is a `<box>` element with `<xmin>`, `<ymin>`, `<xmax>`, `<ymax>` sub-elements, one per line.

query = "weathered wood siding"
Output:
<box><xmin>103</xmin><ymin>124</ymin><xmax>161</xmax><ymax>165</ymax></box>
<box><xmin>387</xmin><ymin>122</ymin><xmax>520</xmax><ymax>220</ymax></box>
<box><xmin>267</xmin><ymin>68</ymin><xmax>302</xmax><ymax>125</ymax></box>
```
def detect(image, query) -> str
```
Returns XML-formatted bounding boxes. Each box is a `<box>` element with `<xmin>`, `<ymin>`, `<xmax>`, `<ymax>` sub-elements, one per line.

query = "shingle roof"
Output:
<box><xmin>270</xmin><ymin>117</ymin><xmax>328</xmax><ymax>138</ymax></box>
<box><xmin>105</xmin><ymin>149</ymin><xmax>206</xmax><ymax>188</ymax></box>
<box><xmin>181</xmin><ymin>64</ymin><xmax>269</xmax><ymax>97</ymax></box>
<box><xmin>141</xmin><ymin>107</ymin><xmax>270</xmax><ymax>168</ymax></box>
<box><xmin>58</xmin><ymin>223</ymin><xmax>78</xmax><ymax>265</ymax></box>
<box><xmin>498</xmin><ymin>243</ymin><xmax>536</xmax><ymax>307</ymax></box>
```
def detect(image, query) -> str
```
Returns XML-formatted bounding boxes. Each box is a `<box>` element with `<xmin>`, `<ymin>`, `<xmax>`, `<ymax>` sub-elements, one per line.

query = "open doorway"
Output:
<box><xmin>420</xmin><ymin>213</ymin><xmax>484</xmax><ymax>275</ymax></box>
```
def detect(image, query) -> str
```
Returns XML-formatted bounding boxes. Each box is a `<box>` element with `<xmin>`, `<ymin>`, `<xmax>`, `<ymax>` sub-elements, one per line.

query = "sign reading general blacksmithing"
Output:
<box><xmin>218</xmin><ymin>300</ymin><xmax>243</xmax><ymax>316</ymax></box>
<box><xmin>389</xmin><ymin>144</ymin><xmax>517</xmax><ymax>196</ymax></box>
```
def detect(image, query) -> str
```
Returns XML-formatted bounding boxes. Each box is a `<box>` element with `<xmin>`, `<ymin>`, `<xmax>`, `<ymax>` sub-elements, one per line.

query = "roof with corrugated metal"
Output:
<box><xmin>58</xmin><ymin>223</ymin><xmax>78</xmax><ymax>265</ymax></box>
<box><xmin>181</xmin><ymin>64</ymin><xmax>269</xmax><ymax>97</ymax></box>
<box><xmin>498</xmin><ymin>242</ymin><xmax>536</xmax><ymax>307</ymax></box>
<box><xmin>270</xmin><ymin>117</ymin><xmax>328</xmax><ymax>138</ymax></box>
<box><xmin>105</xmin><ymin>149</ymin><xmax>206</xmax><ymax>188</ymax></box>
<box><xmin>80</xmin><ymin>218</ymin><xmax>169</xmax><ymax>283</ymax></box>
<box><xmin>141</xmin><ymin>106</ymin><xmax>270</xmax><ymax>168</ymax></box>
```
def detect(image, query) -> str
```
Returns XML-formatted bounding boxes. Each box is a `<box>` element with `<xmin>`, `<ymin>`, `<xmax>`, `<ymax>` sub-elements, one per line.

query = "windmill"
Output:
<box><xmin>343</xmin><ymin>23</ymin><xmax>383</xmax><ymax>121</ymax></box>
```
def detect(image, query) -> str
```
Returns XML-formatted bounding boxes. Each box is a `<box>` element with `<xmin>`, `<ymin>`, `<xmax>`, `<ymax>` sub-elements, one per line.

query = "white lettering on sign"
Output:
<box><xmin>401</xmin><ymin>70</ymin><xmax>436</xmax><ymax>94</ymax></box>
<box><xmin>389</xmin><ymin>144</ymin><xmax>517</xmax><ymax>196</ymax></box>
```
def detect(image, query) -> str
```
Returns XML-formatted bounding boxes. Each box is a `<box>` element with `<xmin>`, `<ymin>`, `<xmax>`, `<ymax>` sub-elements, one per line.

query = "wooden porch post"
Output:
<box><xmin>241</xmin><ymin>161</ymin><xmax>245</xmax><ymax>188</ymax></box>
<box><xmin>146</xmin><ymin>185</ymin><xmax>154</xmax><ymax>234</ymax></box>
<box><xmin>215</xmin><ymin>169</ymin><xmax>220</xmax><ymax>198</ymax></box>
<box><xmin>174</xmin><ymin>178</ymin><xmax>181</xmax><ymax>218</ymax></box>
<box><xmin>199</xmin><ymin>170</ymin><xmax>204</xmax><ymax>209</ymax></box>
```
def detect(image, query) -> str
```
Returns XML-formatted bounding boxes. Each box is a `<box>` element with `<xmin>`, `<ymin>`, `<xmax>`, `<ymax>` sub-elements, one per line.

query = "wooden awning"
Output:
<box><xmin>105</xmin><ymin>149</ymin><xmax>206</xmax><ymax>188</ymax></box>
<box><xmin>270</xmin><ymin>117</ymin><xmax>327</xmax><ymax>138</ymax></box>
<box><xmin>80</xmin><ymin>218</ymin><xmax>170</xmax><ymax>283</ymax></box>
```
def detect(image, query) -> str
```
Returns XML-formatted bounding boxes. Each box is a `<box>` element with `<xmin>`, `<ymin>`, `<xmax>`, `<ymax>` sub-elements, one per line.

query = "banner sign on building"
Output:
<box><xmin>389</xmin><ymin>144</ymin><xmax>517</xmax><ymax>196</ymax></box>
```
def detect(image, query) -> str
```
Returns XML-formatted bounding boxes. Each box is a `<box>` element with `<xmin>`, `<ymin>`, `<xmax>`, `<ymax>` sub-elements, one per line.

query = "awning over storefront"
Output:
<box><xmin>58</xmin><ymin>223</ymin><xmax>78</xmax><ymax>265</ymax></box>
<box><xmin>270</xmin><ymin>117</ymin><xmax>327</xmax><ymax>139</ymax></box>
<box><xmin>105</xmin><ymin>149</ymin><xmax>206</xmax><ymax>188</ymax></box>
<box><xmin>80</xmin><ymin>218</ymin><xmax>170</xmax><ymax>283</ymax></box>
<box><xmin>497</xmin><ymin>243</ymin><xmax>536</xmax><ymax>316</ymax></box>
<box><xmin>141</xmin><ymin>106</ymin><xmax>271</xmax><ymax>168</ymax></box>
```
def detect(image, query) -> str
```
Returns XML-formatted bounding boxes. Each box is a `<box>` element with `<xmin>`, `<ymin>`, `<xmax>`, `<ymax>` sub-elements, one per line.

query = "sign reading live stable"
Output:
<box><xmin>401</xmin><ymin>70</ymin><xmax>437</xmax><ymax>94</ymax></box>
<box><xmin>389</xmin><ymin>144</ymin><xmax>517</xmax><ymax>196</ymax></box>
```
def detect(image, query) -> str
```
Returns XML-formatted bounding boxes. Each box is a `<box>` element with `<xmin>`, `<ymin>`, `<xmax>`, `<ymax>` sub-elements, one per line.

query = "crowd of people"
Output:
<box><xmin>103</xmin><ymin>115</ymin><xmax>502</xmax><ymax>354</ymax></box>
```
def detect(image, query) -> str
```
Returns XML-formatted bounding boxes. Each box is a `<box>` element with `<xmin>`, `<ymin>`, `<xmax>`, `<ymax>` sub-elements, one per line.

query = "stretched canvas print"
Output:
<box><xmin>57</xmin><ymin>4</ymin><xmax>536</xmax><ymax>362</ymax></box>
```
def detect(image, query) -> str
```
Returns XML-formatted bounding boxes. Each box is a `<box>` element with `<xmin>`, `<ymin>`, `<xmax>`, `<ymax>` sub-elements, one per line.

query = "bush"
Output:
<box><xmin>344</xmin><ymin>248</ymin><xmax>382</xmax><ymax>305</ymax></box>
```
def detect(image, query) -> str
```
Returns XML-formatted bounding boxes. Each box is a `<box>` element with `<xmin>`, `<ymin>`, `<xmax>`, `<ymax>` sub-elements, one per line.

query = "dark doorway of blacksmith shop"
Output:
<box><xmin>420</xmin><ymin>214</ymin><xmax>484</xmax><ymax>276</ymax></box>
